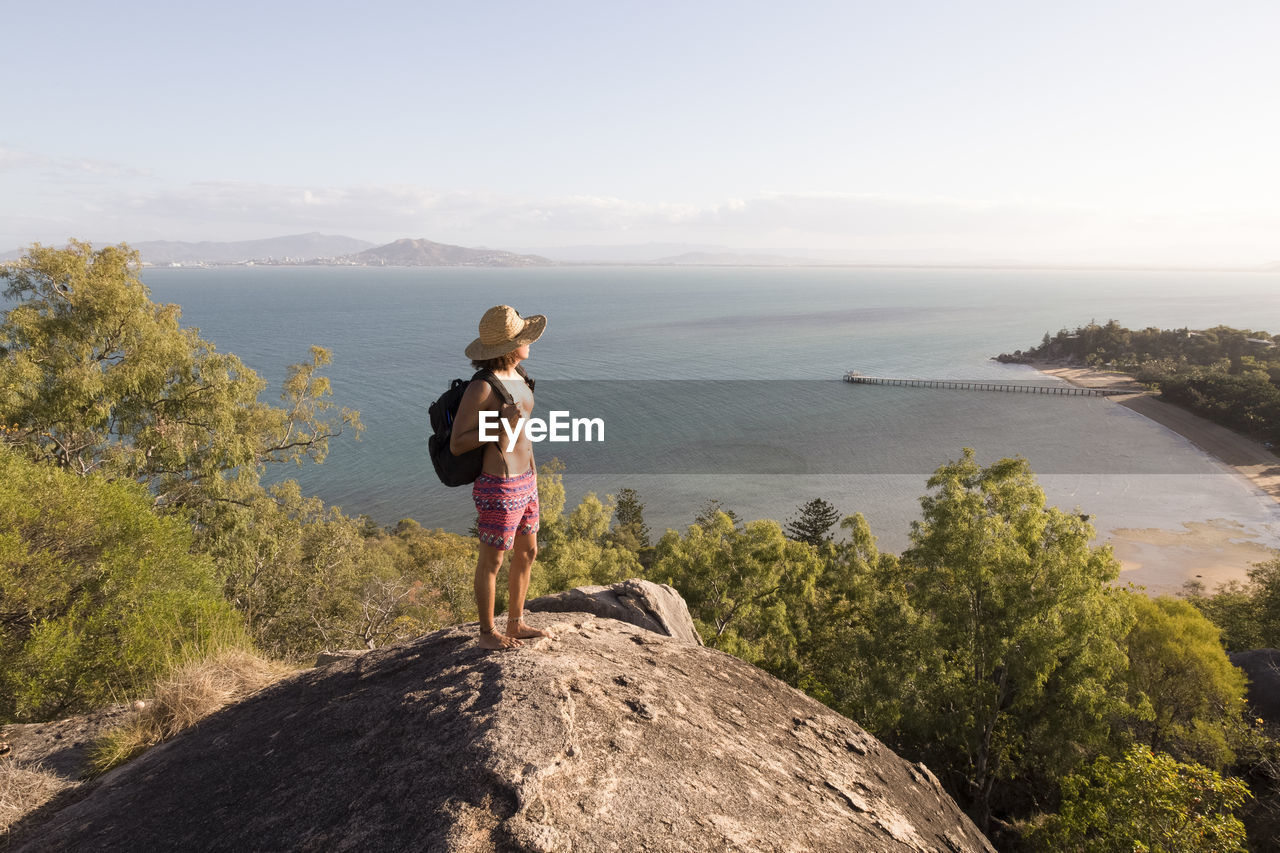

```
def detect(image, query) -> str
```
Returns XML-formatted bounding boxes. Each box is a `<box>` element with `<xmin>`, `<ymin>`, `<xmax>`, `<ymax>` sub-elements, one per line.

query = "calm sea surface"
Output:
<box><xmin>139</xmin><ymin>265</ymin><xmax>1280</xmax><ymax>555</ymax></box>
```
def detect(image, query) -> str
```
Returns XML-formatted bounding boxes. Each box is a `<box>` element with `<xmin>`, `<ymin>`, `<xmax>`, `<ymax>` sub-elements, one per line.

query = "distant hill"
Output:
<box><xmin>352</xmin><ymin>238</ymin><xmax>553</xmax><ymax>267</ymax></box>
<box><xmin>133</xmin><ymin>233</ymin><xmax>376</xmax><ymax>265</ymax></box>
<box><xmin>653</xmin><ymin>251</ymin><xmax>829</xmax><ymax>266</ymax></box>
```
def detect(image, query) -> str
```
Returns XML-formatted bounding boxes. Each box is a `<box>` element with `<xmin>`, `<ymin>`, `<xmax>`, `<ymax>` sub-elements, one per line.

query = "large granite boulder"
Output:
<box><xmin>12</xmin><ymin>602</ymin><xmax>993</xmax><ymax>852</ymax></box>
<box><xmin>525</xmin><ymin>578</ymin><xmax>704</xmax><ymax>646</ymax></box>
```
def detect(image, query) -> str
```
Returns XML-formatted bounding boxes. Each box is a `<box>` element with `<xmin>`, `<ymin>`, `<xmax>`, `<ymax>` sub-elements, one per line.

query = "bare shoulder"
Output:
<box><xmin>462</xmin><ymin>377</ymin><xmax>496</xmax><ymax>404</ymax></box>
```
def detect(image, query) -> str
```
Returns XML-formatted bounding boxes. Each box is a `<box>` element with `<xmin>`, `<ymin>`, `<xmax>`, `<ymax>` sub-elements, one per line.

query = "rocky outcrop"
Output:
<box><xmin>12</xmin><ymin>587</ymin><xmax>993</xmax><ymax>852</ymax></box>
<box><xmin>525</xmin><ymin>578</ymin><xmax>704</xmax><ymax>646</ymax></box>
<box><xmin>0</xmin><ymin>705</ymin><xmax>132</xmax><ymax>782</ymax></box>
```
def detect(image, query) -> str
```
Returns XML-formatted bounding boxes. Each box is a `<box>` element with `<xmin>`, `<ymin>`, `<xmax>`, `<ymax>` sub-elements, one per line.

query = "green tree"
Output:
<box><xmin>530</xmin><ymin>489</ymin><xmax>643</xmax><ymax>598</ymax></box>
<box><xmin>1181</xmin><ymin>555</ymin><xmax>1280</xmax><ymax>651</ymax></box>
<box><xmin>1122</xmin><ymin>593</ymin><xmax>1248</xmax><ymax>770</ymax></box>
<box><xmin>897</xmin><ymin>448</ymin><xmax>1133</xmax><ymax>832</ymax></box>
<box><xmin>211</xmin><ymin>484</ymin><xmax>461</xmax><ymax>660</ymax></box>
<box><xmin>1245</xmin><ymin>556</ymin><xmax>1280</xmax><ymax>646</ymax></box>
<box><xmin>530</xmin><ymin>538</ymin><xmax>644</xmax><ymax>597</ymax></box>
<box><xmin>796</xmin><ymin>512</ymin><xmax>923</xmax><ymax>734</ymax></box>
<box><xmin>566</xmin><ymin>491</ymin><xmax>614</xmax><ymax>544</ymax></box>
<box><xmin>1181</xmin><ymin>578</ymin><xmax>1265</xmax><ymax>652</ymax></box>
<box><xmin>783</xmin><ymin>497</ymin><xmax>841</xmax><ymax>547</ymax></box>
<box><xmin>1029</xmin><ymin>744</ymin><xmax>1250</xmax><ymax>852</ymax></box>
<box><xmin>532</xmin><ymin>457</ymin><xmax>568</xmax><ymax>558</ymax></box>
<box><xmin>692</xmin><ymin>498</ymin><xmax>741</xmax><ymax>530</ymax></box>
<box><xmin>378</xmin><ymin>520</ymin><xmax>478</xmax><ymax>628</ymax></box>
<box><xmin>653</xmin><ymin>511</ymin><xmax>822</xmax><ymax>678</ymax></box>
<box><xmin>0</xmin><ymin>448</ymin><xmax>247</xmax><ymax>722</ymax></box>
<box><xmin>608</xmin><ymin>487</ymin><xmax>653</xmax><ymax>565</ymax></box>
<box><xmin>0</xmin><ymin>240</ymin><xmax>360</xmax><ymax>516</ymax></box>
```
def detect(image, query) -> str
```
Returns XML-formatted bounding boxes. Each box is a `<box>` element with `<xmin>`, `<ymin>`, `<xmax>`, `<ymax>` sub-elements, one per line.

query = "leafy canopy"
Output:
<box><xmin>654</xmin><ymin>510</ymin><xmax>822</xmax><ymax>677</ymax></box>
<box><xmin>1121</xmin><ymin>593</ymin><xmax>1247</xmax><ymax>771</ymax></box>
<box><xmin>0</xmin><ymin>240</ymin><xmax>360</xmax><ymax>513</ymax></box>
<box><xmin>0</xmin><ymin>447</ymin><xmax>247</xmax><ymax>723</ymax></box>
<box><xmin>894</xmin><ymin>448</ymin><xmax>1132</xmax><ymax>829</ymax></box>
<box><xmin>1029</xmin><ymin>744</ymin><xmax>1250</xmax><ymax>853</ymax></box>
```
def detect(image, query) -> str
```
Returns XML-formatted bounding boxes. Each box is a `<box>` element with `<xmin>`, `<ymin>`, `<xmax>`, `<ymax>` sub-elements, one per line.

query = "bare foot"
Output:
<box><xmin>478</xmin><ymin>628</ymin><xmax>522</xmax><ymax>650</ymax></box>
<box><xmin>507</xmin><ymin>621</ymin><xmax>552</xmax><ymax>640</ymax></box>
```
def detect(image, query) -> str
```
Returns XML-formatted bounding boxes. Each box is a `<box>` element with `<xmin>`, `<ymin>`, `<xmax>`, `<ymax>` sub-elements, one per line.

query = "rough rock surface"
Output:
<box><xmin>525</xmin><ymin>578</ymin><xmax>704</xmax><ymax>646</ymax></box>
<box><xmin>1</xmin><ymin>705</ymin><xmax>133</xmax><ymax>782</ymax></box>
<box><xmin>1231</xmin><ymin>649</ymin><xmax>1280</xmax><ymax>723</ymax></box>
<box><xmin>12</xmin><ymin>612</ymin><xmax>993</xmax><ymax>852</ymax></box>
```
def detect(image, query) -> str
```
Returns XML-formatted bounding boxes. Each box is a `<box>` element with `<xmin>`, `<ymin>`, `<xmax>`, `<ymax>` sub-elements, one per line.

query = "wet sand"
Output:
<box><xmin>1028</xmin><ymin>359</ymin><xmax>1280</xmax><ymax>595</ymax></box>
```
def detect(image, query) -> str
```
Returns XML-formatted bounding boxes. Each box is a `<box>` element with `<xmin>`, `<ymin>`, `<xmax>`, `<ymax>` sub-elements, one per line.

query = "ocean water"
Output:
<box><xmin>139</xmin><ymin>265</ymin><xmax>1280</xmax><ymax>558</ymax></box>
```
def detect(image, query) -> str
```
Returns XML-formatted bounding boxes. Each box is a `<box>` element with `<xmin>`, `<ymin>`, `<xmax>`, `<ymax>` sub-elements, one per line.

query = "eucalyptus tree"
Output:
<box><xmin>0</xmin><ymin>240</ymin><xmax>360</xmax><ymax>516</ymax></box>
<box><xmin>896</xmin><ymin>448</ymin><xmax>1134</xmax><ymax>833</ymax></box>
<box><xmin>1122</xmin><ymin>593</ymin><xmax>1248</xmax><ymax>771</ymax></box>
<box><xmin>653</xmin><ymin>511</ymin><xmax>822</xmax><ymax>677</ymax></box>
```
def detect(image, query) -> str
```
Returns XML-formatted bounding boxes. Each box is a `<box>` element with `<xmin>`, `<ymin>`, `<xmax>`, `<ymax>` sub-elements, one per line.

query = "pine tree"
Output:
<box><xmin>613</xmin><ymin>487</ymin><xmax>651</xmax><ymax>549</ymax></box>
<box><xmin>784</xmin><ymin>498</ymin><xmax>840</xmax><ymax>547</ymax></box>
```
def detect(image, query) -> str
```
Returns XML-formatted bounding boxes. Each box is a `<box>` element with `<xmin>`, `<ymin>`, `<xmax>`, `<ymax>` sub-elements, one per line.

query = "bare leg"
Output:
<box><xmin>474</xmin><ymin>541</ymin><xmax>521</xmax><ymax>650</ymax></box>
<box><xmin>506</xmin><ymin>531</ymin><xmax>551</xmax><ymax>640</ymax></box>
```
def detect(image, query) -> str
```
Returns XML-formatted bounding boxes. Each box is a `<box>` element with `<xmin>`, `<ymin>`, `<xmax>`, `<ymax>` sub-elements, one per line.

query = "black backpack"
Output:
<box><xmin>428</xmin><ymin>365</ymin><xmax>535</xmax><ymax>487</ymax></box>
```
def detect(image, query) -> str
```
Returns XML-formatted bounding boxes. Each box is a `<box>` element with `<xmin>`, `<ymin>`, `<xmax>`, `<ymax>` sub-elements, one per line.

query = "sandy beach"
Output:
<box><xmin>1028</xmin><ymin>359</ymin><xmax>1280</xmax><ymax>595</ymax></box>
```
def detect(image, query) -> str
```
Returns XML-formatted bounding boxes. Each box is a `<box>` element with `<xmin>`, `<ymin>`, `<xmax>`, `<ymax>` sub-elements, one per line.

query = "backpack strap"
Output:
<box><xmin>473</xmin><ymin>366</ymin><xmax>534</xmax><ymax>399</ymax></box>
<box><xmin>472</xmin><ymin>368</ymin><xmax>515</xmax><ymax>406</ymax></box>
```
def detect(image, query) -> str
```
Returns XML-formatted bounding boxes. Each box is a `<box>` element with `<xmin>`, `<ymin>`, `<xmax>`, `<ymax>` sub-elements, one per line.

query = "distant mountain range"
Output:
<box><xmin>350</xmin><ymin>238</ymin><xmax>552</xmax><ymax>267</ymax></box>
<box><xmin>133</xmin><ymin>233</ymin><xmax>376</xmax><ymax>265</ymax></box>
<box><xmin>0</xmin><ymin>233</ymin><xmax>554</xmax><ymax>267</ymax></box>
<box><xmin>5</xmin><ymin>233</ymin><xmax>1278</xmax><ymax>270</ymax></box>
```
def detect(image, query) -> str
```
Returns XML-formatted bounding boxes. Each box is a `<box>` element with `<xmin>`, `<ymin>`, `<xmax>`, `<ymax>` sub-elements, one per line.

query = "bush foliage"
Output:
<box><xmin>0</xmin><ymin>447</ymin><xmax>247</xmax><ymax>722</ymax></box>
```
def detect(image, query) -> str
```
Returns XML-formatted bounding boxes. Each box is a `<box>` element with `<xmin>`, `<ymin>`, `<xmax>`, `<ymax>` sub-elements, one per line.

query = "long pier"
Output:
<box><xmin>843</xmin><ymin>371</ymin><xmax>1132</xmax><ymax>397</ymax></box>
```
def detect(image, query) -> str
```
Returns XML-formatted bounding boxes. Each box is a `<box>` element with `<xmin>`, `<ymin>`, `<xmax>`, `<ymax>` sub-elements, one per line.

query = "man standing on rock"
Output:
<box><xmin>450</xmin><ymin>305</ymin><xmax>553</xmax><ymax>651</ymax></box>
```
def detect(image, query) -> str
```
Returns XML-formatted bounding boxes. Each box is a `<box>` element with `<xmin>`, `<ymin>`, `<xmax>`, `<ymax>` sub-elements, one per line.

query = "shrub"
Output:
<box><xmin>1028</xmin><ymin>744</ymin><xmax>1251</xmax><ymax>852</ymax></box>
<box><xmin>0</xmin><ymin>448</ymin><xmax>249</xmax><ymax>722</ymax></box>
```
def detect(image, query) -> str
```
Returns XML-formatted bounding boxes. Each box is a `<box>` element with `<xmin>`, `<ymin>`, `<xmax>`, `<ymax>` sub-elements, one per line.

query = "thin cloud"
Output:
<box><xmin>9</xmin><ymin>177</ymin><xmax>1278</xmax><ymax>266</ymax></box>
<box><xmin>120</xmin><ymin>182</ymin><xmax>707</xmax><ymax>237</ymax></box>
<box><xmin>694</xmin><ymin>192</ymin><xmax>1089</xmax><ymax>236</ymax></box>
<box><xmin>0</xmin><ymin>146</ymin><xmax>151</xmax><ymax>178</ymax></box>
<box><xmin>118</xmin><ymin>181</ymin><xmax>1082</xmax><ymax>241</ymax></box>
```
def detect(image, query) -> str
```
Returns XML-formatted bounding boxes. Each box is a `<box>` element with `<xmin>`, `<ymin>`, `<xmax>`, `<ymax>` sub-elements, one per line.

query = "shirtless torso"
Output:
<box><xmin>449</xmin><ymin>368</ymin><xmax>536</xmax><ymax>477</ymax></box>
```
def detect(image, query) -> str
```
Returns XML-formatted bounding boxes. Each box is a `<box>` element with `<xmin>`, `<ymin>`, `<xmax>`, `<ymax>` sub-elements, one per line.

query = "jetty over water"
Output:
<box><xmin>843</xmin><ymin>371</ymin><xmax>1132</xmax><ymax>397</ymax></box>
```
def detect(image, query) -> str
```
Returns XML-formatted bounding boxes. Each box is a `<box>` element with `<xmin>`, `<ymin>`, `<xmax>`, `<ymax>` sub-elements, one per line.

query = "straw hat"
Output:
<box><xmin>465</xmin><ymin>305</ymin><xmax>547</xmax><ymax>359</ymax></box>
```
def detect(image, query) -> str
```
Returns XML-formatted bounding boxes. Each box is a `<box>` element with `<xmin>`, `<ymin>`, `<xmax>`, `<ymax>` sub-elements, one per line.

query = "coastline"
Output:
<box><xmin>1027</xmin><ymin>359</ymin><xmax>1280</xmax><ymax>595</ymax></box>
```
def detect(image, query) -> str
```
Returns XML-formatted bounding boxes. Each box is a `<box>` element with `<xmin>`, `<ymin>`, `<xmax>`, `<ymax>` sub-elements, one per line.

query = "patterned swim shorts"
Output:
<box><xmin>472</xmin><ymin>467</ymin><xmax>539</xmax><ymax>551</ymax></box>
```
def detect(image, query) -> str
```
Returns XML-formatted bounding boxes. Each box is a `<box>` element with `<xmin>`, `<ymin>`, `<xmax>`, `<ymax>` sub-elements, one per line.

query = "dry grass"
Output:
<box><xmin>89</xmin><ymin>648</ymin><xmax>299</xmax><ymax>776</ymax></box>
<box><xmin>0</xmin><ymin>760</ymin><xmax>71</xmax><ymax>837</ymax></box>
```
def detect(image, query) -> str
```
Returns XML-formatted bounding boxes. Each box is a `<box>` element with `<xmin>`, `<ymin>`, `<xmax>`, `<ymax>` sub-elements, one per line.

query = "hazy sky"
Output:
<box><xmin>3</xmin><ymin>0</ymin><xmax>1278</xmax><ymax>265</ymax></box>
